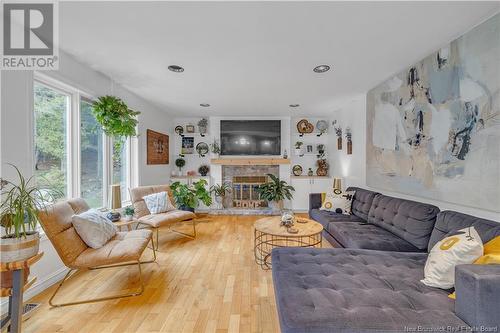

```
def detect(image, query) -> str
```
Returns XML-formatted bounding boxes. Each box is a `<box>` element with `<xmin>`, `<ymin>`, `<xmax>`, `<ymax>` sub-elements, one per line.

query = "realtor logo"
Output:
<box><xmin>2</xmin><ymin>1</ymin><xmax>59</xmax><ymax>70</ymax></box>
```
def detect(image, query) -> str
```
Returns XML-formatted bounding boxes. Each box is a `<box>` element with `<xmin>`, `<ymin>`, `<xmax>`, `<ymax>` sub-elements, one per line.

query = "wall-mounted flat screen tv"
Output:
<box><xmin>220</xmin><ymin>120</ymin><xmax>281</xmax><ymax>156</ymax></box>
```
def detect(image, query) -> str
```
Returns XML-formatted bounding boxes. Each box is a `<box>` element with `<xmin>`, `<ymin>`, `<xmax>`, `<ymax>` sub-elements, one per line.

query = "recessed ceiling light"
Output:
<box><xmin>200</xmin><ymin>103</ymin><xmax>210</xmax><ymax>107</ymax></box>
<box><xmin>313</xmin><ymin>65</ymin><xmax>330</xmax><ymax>73</ymax></box>
<box><xmin>168</xmin><ymin>65</ymin><xmax>184</xmax><ymax>72</ymax></box>
<box><xmin>289</xmin><ymin>104</ymin><xmax>300</xmax><ymax>108</ymax></box>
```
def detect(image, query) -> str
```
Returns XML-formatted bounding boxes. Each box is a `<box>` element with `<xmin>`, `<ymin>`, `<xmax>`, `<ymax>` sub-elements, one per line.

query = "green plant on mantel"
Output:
<box><xmin>92</xmin><ymin>95</ymin><xmax>141</xmax><ymax>153</ymax></box>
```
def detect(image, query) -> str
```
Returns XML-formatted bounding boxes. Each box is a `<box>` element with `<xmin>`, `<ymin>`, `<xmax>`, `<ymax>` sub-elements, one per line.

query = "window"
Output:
<box><xmin>34</xmin><ymin>82</ymin><xmax>70</xmax><ymax>199</ymax></box>
<box><xmin>33</xmin><ymin>74</ymin><xmax>135</xmax><ymax>207</ymax></box>
<box><xmin>80</xmin><ymin>97</ymin><xmax>104</xmax><ymax>207</ymax></box>
<box><xmin>112</xmin><ymin>137</ymin><xmax>130</xmax><ymax>202</ymax></box>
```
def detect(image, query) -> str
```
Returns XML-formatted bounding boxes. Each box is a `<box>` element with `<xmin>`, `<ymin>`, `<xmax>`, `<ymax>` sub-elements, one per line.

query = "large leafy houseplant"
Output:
<box><xmin>170</xmin><ymin>180</ymin><xmax>212</xmax><ymax>212</ymax></box>
<box><xmin>92</xmin><ymin>95</ymin><xmax>140</xmax><ymax>153</ymax></box>
<box><xmin>256</xmin><ymin>174</ymin><xmax>295</xmax><ymax>210</ymax></box>
<box><xmin>0</xmin><ymin>165</ymin><xmax>56</xmax><ymax>265</ymax></box>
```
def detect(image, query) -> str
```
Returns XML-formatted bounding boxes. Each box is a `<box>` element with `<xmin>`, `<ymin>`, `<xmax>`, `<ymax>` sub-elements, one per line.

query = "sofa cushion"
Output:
<box><xmin>71</xmin><ymin>229</ymin><xmax>152</xmax><ymax>268</ymax></box>
<box><xmin>428</xmin><ymin>210</ymin><xmax>500</xmax><ymax>252</ymax></box>
<box><xmin>346</xmin><ymin>187</ymin><xmax>379</xmax><ymax>220</ymax></box>
<box><xmin>272</xmin><ymin>247</ymin><xmax>468</xmax><ymax>333</ymax></box>
<box><xmin>327</xmin><ymin>222</ymin><xmax>421</xmax><ymax>252</ymax></box>
<box><xmin>310</xmin><ymin>209</ymin><xmax>364</xmax><ymax>229</ymax></box>
<box><xmin>138</xmin><ymin>209</ymin><xmax>195</xmax><ymax>228</ymax></box>
<box><xmin>367</xmin><ymin>194</ymin><xmax>439</xmax><ymax>250</ymax></box>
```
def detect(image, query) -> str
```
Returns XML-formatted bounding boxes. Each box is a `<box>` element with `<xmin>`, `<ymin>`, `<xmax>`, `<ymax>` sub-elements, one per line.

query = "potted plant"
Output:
<box><xmin>256</xmin><ymin>174</ymin><xmax>295</xmax><ymax>211</ymax></box>
<box><xmin>210</xmin><ymin>183</ymin><xmax>231</xmax><ymax>209</ymax></box>
<box><xmin>294</xmin><ymin>141</ymin><xmax>303</xmax><ymax>156</ymax></box>
<box><xmin>170</xmin><ymin>179</ymin><xmax>212</xmax><ymax>212</ymax></box>
<box><xmin>123</xmin><ymin>206</ymin><xmax>135</xmax><ymax>221</ymax></box>
<box><xmin>198</xmin><ymin>118</ymin><xmax>208</xmax><ymax>136</ymax></box>
<box><xmin>0</xmin><ymin>165</ymin><xmax>56</xmax><ymax>287</ymax></box>
<box><xmin>92</xmin><ymin>95</ymin><xmax>140</xmax><ymax>153</ymax></box>
<box><xmin>210</xmin><ymin>139</ymin><xmax>221</xmax><ymax>157</ymax></box>
<box><xmin>198</xmin><ymin>165</ymin><xmax>210</xmax><ymax>176</ymax></box>
<box><xmin>175</xmin><ymin>157</ymin><xmax>186</xmax><ymax>174</ymax></box>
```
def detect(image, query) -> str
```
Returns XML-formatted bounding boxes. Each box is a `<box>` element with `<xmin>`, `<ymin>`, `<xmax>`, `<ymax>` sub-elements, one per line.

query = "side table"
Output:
<box><xmin>0</xmin><ymin>252</ymin><xmax>43</xmax><ymax>333</ymax></box>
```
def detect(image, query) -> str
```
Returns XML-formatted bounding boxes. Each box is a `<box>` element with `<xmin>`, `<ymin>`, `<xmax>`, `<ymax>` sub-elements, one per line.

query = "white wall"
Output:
<box><xmin>0</xmin><ymin>50</ymin><xmax>174</xmax><ymax>310</ymax></box>
<box><xmin>327</xmin><ymin>95</ymin><xmax>367</xmax><ymax>189</ymax></box>
<box><xmin>327</xmin><ymin>95</ymin><xmax>499</xmax><ymax>222</ymax></box>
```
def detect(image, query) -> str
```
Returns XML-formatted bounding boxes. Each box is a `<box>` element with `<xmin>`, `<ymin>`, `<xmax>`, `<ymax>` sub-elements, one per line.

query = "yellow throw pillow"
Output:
<box><xmin>449</xmin><ymin>235</ymin><xmax>500</xmax><ymax>299</ymax></box>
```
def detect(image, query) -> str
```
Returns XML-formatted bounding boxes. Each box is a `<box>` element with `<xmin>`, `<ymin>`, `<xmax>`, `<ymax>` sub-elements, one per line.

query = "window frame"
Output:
<box><xmin>33</xmin><ymin>73</ymin><xmax>134</xmax><ymax>208</ymax></box>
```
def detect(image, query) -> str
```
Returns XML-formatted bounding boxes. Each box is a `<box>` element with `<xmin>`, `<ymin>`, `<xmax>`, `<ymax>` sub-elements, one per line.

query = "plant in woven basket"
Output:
<box><xmin>0</xmin><ymin>164</ymin><xmax>58</xmax><ymax>265</ymax></box>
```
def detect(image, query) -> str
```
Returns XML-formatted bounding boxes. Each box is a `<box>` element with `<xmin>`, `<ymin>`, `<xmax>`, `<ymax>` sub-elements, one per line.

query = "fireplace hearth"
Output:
<box><xmin>221</xmin><ymin>165</ymin><xmax>279</xmax><ymax>210</ymax></box>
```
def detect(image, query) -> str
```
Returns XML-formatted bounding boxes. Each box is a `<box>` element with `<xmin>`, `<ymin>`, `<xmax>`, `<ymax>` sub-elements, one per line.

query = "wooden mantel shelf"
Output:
<box><xmin>210</xmin><ymin>158</ymin><xmax>291</xmax><ymax>166</ymax></box>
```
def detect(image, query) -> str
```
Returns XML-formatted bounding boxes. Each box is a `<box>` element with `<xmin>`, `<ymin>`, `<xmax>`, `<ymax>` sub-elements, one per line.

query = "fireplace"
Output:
<box><xmin>222</xmin><ymin>165</ymin><xmax>279</xmax><ymax>209</ymax></box>
<box><xmin>232</xmin><ymin>176</ymin><xmax>268</xmax><ymax>208</ymax></box>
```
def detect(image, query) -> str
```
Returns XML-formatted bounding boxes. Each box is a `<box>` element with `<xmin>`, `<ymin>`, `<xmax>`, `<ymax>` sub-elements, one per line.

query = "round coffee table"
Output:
<box><xmin>254</xmin><ymin>216</ymin><xmax>323</xmax><ymax>270</ymax></box>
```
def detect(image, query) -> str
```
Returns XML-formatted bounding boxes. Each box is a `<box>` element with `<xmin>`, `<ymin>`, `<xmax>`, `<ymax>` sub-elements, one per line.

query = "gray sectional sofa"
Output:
<box><xmin>272</xmin><ymin>188</ymin><xmax>500</xmax><ymax>333</ymax></box>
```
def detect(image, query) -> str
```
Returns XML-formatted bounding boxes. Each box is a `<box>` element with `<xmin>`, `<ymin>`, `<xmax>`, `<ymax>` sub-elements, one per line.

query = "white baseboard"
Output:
<box><xmin>1</xmin><ymin>266</ymin><xmax>69</xmax><ymax>315</ymax></box>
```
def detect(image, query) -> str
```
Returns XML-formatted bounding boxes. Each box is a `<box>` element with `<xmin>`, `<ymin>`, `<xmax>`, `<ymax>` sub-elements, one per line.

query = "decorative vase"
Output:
<box><xmin>124</xmin><ymin>215</ymin><xmax>133</xmax><ymax>222</ymax></box>
<box><xmin>215</xmin><ymin>196</ymin><xmax>224</xmax><ymax>210</ymax></box>
<box><xmin>308</xmin><ymin>168</ymin><xmax>314</xmax><ymax>176</ymax></box>
<box><xmin>337</xmin><ymin>137</ymin><xmax>342</xmax><ymax>150</ymax></box>
<box><xmin>347</xmin><ymin>140</ymin><xmax>353</xmax><ymax>155</ymax></box>
<box><xmin>0</xmin><ymin>231</ymin><xmax>40</xmax><ymax>263</ymax></box>
<box><xmin>295</xmin><ymin>148</ymin><xmax>302</xmax><ymax>156</ymax></box>
<box><xmin>269</xmin><ymin>200</ymin><xmax>284</xmax><ymax>212</ymax></box>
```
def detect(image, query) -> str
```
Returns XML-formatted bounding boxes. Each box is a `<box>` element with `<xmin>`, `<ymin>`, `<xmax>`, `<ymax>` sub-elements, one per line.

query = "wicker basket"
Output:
<box><xmin>0</xmin><ymin>231</ymin><xmax>40</xmax><ymax>263</ymax></box>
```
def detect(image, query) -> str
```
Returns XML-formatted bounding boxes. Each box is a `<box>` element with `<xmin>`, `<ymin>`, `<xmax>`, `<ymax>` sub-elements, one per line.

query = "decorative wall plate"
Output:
<box><xmin>196</xmin><ymin>142</ymin><xmax>209</xmax><ymax>156</ymax></box>
<box><xmin>292</xmin><ymin>165</ymin><xmax>303</xmax><ymax>176</ymax></box>
<box><xmin>174</xmin><ymin>125</ymin><xmax>184</xmax><ymax>135</ymax></box>
<box><xmin>316</xmin><ymin>120</ymin><xmax>328</xmax><ymax>133</ymax></box>
<box><xmin>296</xmin><ymin>119</ymin><xmax>314</xmax><ymax>134</ymax></box>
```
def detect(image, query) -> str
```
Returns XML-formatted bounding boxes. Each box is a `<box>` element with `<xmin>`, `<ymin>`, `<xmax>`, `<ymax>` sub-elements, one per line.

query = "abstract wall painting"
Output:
<box><xmin>366</xmin><ymin>14</ymin><xmax>500</xmax><ymax>212</ymax></box>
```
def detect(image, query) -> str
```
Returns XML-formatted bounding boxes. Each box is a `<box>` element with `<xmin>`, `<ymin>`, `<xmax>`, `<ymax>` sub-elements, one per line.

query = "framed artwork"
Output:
<box><xmin>182</xmin><ymin>136</ymin><xmax>195</xmax><ymax>154</ymax></box>
<box><xmin>147</xmin><ymin>129</ymin><xmax>169</xmax><ymax>164</ymax></box>
<box><xmin>186</xmin><ymin>124</ymin><xmax>195</xmax><ymax>133</ymax></box>
<box><xmin>366</xmin><ymin>14</ymin><xmax>500</xmax><ymax>212</ymax></box>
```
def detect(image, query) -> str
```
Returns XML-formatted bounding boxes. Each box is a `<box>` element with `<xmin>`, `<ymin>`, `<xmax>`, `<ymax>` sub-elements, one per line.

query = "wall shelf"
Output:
<box><xmin>290</xmin><ymin>175</ymin><xmax>331</xmax><ymax>179</ymax></box>
<box><xmin>210</xmin><ymin>158</ymin><xmax>291</xmax><ymax>166</ymax></box>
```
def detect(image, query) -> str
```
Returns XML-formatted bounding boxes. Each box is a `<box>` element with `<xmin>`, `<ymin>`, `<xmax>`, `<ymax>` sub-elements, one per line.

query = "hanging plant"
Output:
<box><xmin>92</xmin><ymin>96</ymin><xmax>141</xmax><ymax>153</ymax></box>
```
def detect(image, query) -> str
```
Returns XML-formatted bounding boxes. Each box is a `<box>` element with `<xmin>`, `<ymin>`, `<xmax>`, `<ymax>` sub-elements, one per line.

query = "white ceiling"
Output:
<box><xmin>59</xmin><ymin>1</ymin><xmax>499</xmax><ymax>116</ymax></box>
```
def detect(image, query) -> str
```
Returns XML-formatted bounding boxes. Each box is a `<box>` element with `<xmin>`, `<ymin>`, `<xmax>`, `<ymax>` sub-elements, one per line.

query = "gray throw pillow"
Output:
<box><xmin>143</xmin><ymin>191</ymin><xmax>174</xmax><ymax>214</ymax></box>
<box><xmin>72</xmin><ymin>209</ymin><xmax>118</xmax><ymax>249</ymax></box>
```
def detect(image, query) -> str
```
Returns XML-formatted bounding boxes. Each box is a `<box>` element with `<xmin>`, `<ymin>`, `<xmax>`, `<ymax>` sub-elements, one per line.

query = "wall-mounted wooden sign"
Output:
<box><xmin>147</xmin><ymin>129</ymin><xmax>169</xmax><ymax>164</ymax></box>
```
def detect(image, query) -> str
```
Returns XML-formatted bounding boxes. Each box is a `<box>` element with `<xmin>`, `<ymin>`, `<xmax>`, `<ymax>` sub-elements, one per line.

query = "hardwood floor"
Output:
<box><xmin>24</xmin><ymin>214</ymin><xmax>328</xmax><ymax>333</ymax></box>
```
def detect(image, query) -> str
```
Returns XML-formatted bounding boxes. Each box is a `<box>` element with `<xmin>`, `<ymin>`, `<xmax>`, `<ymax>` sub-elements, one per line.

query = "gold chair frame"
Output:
<box><xmin>136</xmin><ymin>220</ymin><xmax>196</xmax><ymax>251</ymax></box>
<box><xmin>48</xmin><ymin>238</ymin><xmax>156</xmax><ymax>308</ymax></box>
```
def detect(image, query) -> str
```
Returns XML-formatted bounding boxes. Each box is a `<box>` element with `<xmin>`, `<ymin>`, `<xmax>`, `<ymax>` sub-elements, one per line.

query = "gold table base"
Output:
<box><xmin>254</xmin><ymin>229</ymin><xmax>322</xmax><ymax>270</ymax></box>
